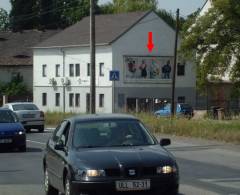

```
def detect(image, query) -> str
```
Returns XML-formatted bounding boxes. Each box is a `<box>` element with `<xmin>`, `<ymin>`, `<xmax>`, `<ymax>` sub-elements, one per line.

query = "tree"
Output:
<box><xmin>0</xmin><ymin>8</ymin><xmax>9</xmax><ymax>30</ymax></box>
<box><xmin>0</xmin><ymin>74</ymin><xmax>28</xmax><ymax>96</ymax></box>
<box><xmin>180</xmin><ymin>0</ymin><xmax>240</xmax><ymax>96</ymax></box>
<box><xmin>39</xmin><ymin>0</ymin><xmax>63</xmax><ymax>29</ymax></box>
<box><xmin>99</xmin><ymin>2</ymin><xmax>115</xmax><ymax>14</ymax></box>
<box><xmin>61</xmin><ymin>0</ymin><xmax>91</xmax><ymax>26</ymax></box>
<box><xmin>112</xmin><ymin>0</ymin><xmax>157</xmax><ymax>13</ymax></box>
<box><xmin>99</xmin><ymin>0</ymin><xmax>178</xmax><ymax>29</ymax></box>
<box><xmin>10</xmin><ymin>0</ymin><xmax>39</xmax><ymax>31</ymax></box>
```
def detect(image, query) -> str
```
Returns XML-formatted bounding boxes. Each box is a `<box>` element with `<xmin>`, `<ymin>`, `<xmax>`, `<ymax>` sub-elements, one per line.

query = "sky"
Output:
<box><xmin>1</xmin><ymin>0</ymin><xmax>206</xmax><ymax>16</ymax></box>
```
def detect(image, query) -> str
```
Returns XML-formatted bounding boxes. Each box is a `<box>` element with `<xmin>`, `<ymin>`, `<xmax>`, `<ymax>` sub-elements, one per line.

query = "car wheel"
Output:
<box><xmin>39</xmin><ymin>125</ymin><xmax>45</xmax><ymax>133</ymax></box>
<box><xmin>44</xmin><ymin>169</ymin><xmax>59</xmax><ymax>195</ymax></box>
<box><xmin>65</xmin><ymin>173</ymin><xmax>77</xmax><ymax>195</ymax></box>
<box><xmin>19</xmin><ymin>145</ymin><xmax>26</xmax><ymax>152</ymax></box>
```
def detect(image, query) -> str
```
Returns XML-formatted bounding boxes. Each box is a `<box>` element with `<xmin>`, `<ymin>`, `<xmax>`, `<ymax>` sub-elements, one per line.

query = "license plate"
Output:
<box><xmin>116</xmin><ymin>180</ymin><xmax>150</xmax><ymax>191</ymax></box>
<box><xmin>23</xmin><ymin>114</ymin><xmax>35</xmax><ymax>118</ymax></box>
<box><xmin>0</xmin><ymin>139</ymin><xmax>12</xmax><ymax>144</ymax></box>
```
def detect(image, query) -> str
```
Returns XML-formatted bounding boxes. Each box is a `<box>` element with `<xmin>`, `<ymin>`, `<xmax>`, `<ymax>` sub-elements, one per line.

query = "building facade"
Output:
<box><xmin>33</xmin><ymin>11</ymin><xmax>196</xmax><ymax>113</ymax></box>
<box><xmin>0</xmin><ymin>30</ymin><xmax>59</xmax><ymax>105</ymax></box>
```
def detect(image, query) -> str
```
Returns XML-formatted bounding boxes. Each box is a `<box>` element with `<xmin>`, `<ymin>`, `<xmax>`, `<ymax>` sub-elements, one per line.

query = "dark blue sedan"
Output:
<box><xmin>0</xmin><ymin>108</ymin><xmax>26</xmax><ymax>152</ymax></box>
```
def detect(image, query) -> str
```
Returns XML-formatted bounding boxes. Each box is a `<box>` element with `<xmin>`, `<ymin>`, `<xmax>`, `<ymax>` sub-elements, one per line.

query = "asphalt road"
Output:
<box><xmin>0</xmin><ymin>129</ymin><xmax>240</xmax><ymax>195</ymax></box>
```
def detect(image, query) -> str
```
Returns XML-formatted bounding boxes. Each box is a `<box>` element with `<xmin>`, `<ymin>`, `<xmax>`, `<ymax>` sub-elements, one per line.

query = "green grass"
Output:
<box><xmin>45</xmin><ymin>112</ymin><xmax>78</xmax><ymax>127</ymax></box>
<box><xmin>45</xmin><ymin>112</ymin><xmax>240</xmax><ymax>144</ymax></box>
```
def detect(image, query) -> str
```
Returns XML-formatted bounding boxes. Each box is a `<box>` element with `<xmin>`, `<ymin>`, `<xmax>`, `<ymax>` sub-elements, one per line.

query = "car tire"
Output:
<box><xmin>39</xmin><ymin>125</ymin><xmax>45</xmax><ymax>133</ymax></box>
<box><xmin>19</xmin><ymin>144</ymin><xmax>26</xmax><ymax>152</ymax></box>
<box><xmin>44</xmin><ymin>169</ymin><xmax>59</xmax><ymax>195</ymax></box>
<box><xmin>65</xmin><ymin>173</ymin><xmax>77</xmax><ymax>195</ymax></box>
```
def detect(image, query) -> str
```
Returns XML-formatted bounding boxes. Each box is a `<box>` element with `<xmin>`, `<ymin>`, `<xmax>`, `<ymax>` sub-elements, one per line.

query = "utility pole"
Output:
<box><xmin>90</xmin><ymin>0</ymin><xmax>96</xmax><ymax>114</ymax></box>
<box><xmin>171</xmin><ymin>9</ymin><xmax>180</xmax><ymax>117</ymax></box>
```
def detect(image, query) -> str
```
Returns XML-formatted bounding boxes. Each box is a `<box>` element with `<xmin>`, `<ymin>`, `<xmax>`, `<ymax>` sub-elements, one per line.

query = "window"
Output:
<box><xmin>42</xmin><ymin>93</ymin><xmax>47</xmax><ymax>106</ymax></box>
<box><xmin>56</xmin><ymin>64</ymin><xmax>60</xmax><ymax>77</ymax></box>
<box><xmin>12</xmin><ymin>72</ymin><xmax>21</xmax><ymax>80</ymax></box>
<box><xmin>99</xmin><ymin>63</ymin><xmax>104</xmax><ymax>76</ymax></box>
<box><xmin>178</xmin><ymin>96</ymin><xmax>185</xmax><ymax>103</ymax></box>
<box><xmin>177</xmin><ymin>63</ymin><xmax>185</xmax><ymax>76</ymax></box>
<box><xmin>69</xmin><ymin>64</ymin><xmax>74</xmax><ymax>77</ymax></box>
<box><xmin>55</xmin><ymin>93</ymin><xmax>60</xmax><ymax>107</ymax></box>
<box><xmin>60</xmin><ymin>122</ymin><xmax>70</xmax><ymax>146</ymax></box>
<box><xmin>87</xmin><ymin>63</ymin><xmax>90</xmax><ymax>76</ymax></box>
<box><xmin>52</xmin><ymin>121</ymin><xmax>68</xmax><ymax>142</ymax></box>
<box><xmin>75</xmin><ymin>64</ymin><xmax>80</xmax><ymax>77</ymax></box>
<box><xmin>69</xmin><ymin>93</ymin><xmax>74</xmax><ymax>107</ymax></box>
<box><xmin>42</xmin><ymin>65</ymin><xmax>47</xmax><ymax>77</ymax></box>
<box><xmin>75</xmin><ymin>94</ymin><xmax>80</xmax><ymax>107</ymax></box>
<box><xmin>99</xmin><ymin>94</ymin><xmax>104</xmax><ymax>108</ymax></box>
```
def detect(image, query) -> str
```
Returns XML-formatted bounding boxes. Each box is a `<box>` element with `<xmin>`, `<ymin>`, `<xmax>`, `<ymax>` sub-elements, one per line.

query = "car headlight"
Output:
<box><xmin>157</xmin><ymin>166</ymin><xmax>177</xmax><ymax>174</ymax></box>
<box><xmin>18</xmin><ymin>131</ymin><xmax>24</xmax><ymax>135</ymax></box>
<box><xmin>76</xmin><ymin>169</ymin><xmax>106</xmax><ymax>179</ymax></box>
<box><xmin>15</xmin><ymin>131</ymin><xmax>25</xmax><ymax>135</ymax></box>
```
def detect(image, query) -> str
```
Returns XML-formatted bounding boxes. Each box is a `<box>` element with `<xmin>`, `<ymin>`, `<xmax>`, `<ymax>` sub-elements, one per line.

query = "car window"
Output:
<box><xmin>12</xmin><ymin>104</ymin><xmax>39</xmax><ymax>111</ymax></box>
<box><xmin>52</xmin><ymin>121</ymin><xmax>68</xmax><ymax>142</ymax></box>
<box><xmin>73</xmin><ymin>120</ymin><xmax>156</xmax><ymax>148</ymax></box>
<box><xmin>60</xmin><ymin>122</ymin><xmax>71</xmax><ymax>146</ymax></box>
<box><xmin>0</xmin><ymin>110</ymin><xmax>18</xmax><ymax>123</ymax></box>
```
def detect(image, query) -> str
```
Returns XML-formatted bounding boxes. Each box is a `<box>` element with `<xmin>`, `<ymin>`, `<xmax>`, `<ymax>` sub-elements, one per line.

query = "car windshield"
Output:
<box><xmin>0</xmin><ymin>110</ymin><xmax>17</xmax><ymax>123</ymax></box>
<box><xmin>73</xmin><ymin>120</ymin><xmax>156</xmax><ymax>148</ymax></box>
<box><xmin>12</xmin><ymin>104</ymin><xmax>39</xmax><ymax>111</ymax></box>
<box><xmin>180</xmin><ymin>104</ymin><xmax>191</xmax><ymax>109</ymax></box>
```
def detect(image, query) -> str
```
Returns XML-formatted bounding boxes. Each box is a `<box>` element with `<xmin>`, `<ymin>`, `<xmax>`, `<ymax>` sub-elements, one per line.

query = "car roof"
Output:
<box><xmin>0</xmin><ymin>108</ymin><xmax>12</xmax><ymax>111</ymax></box>
<box><xmin>68</xmin><ymin>113</ymin><xmax>138</xmax><ymax>123</ymax></box>
<box><xmin>5</xmin><ymin>102</ymin><xmax>35</xmax><ymax>105</ymax></box>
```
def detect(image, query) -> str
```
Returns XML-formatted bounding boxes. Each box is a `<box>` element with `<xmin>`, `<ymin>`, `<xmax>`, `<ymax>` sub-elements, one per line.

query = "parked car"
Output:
<box><xmin>0</xmin><ymin>108</ymin><xmax>26</xmax><ymax>152</ymax></box>
<box><xmin>3</xmin><ymin>102</ymin><xmax>45</xmax><ymax>132</ymax></box>
<box><xmin>154</xmin><ymin>103</ymin><xmax>194</xmax><ymax>118</ymax></box>
<box><xmin>43</xmin><ymin>114</ymin><xmax>179</xmax><ymax>195</ymax></box>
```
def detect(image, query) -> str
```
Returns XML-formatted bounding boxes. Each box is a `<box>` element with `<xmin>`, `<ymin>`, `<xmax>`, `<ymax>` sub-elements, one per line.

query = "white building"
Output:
<box><xmin>33</xmin><ymin>11</ymin><xmax>196</xmax><ymax>113</ymax></box>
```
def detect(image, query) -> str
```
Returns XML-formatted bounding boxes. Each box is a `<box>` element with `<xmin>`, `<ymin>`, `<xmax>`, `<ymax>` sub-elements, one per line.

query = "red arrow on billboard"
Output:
<box><xmin>147</xmin><ymin>32</ymin><xmax>154</xmax><ymax>52</ymax></box>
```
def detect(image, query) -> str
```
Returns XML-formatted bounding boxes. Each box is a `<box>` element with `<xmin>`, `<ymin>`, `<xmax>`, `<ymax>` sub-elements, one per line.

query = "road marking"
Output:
<box><xmin>0</xmin><ymin>184</ymin><xmax>44</xmax><ymax>195</ymax></box>
<box><xmin>27</xmin><ymin>140</ymin><xmax>45</xmax><ymax>145</ymax></box>
<box><xmin>180</xmin><ymin>184</ymin><xmax>219</xmax><ymax>195</ymax></box>
<box><xmin>201</xmin><ymin>178</ymin><xmax>240</xmax><ymax>190</ymax></box>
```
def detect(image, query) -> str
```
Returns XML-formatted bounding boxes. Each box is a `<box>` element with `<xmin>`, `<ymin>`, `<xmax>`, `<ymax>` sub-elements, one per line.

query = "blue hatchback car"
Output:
<box><xmin>0</xmin><ymin>109</ymin><xmax>26</xmax><ymax>152</ymax></box>
<box><xmin>154</xmin><ymin>103</ymin><xmax>194</xmax><ymax>118</ymax></box>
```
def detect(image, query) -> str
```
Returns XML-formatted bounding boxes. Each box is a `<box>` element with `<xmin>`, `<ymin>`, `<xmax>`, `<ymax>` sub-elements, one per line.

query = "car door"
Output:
<box><xmin>46</xmin><ymin>121</ymin><xmax>68</xmax><ymax>188</ymax></box>
<box><xmin>54</xmin><ymin>121</ymin><xmax>71</xmax><ymax>191</ymax></box>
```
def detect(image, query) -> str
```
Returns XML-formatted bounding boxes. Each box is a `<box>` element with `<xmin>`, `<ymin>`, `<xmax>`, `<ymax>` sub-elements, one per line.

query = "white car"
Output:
<box><xmin>3</xmin><ymin>102</ymin><xmax>45</xmax><ymax>133</ymax></box>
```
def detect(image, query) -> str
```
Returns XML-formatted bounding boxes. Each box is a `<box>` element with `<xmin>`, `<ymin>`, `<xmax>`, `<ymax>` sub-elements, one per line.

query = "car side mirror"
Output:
<box><xmin>160</xmin><ymin>138</ymin><xmax>171</xmax><ymax>147</ymax></box>
<box><xmin>54</xmin><ymin>140</ymin><xmax>65</xmax><ymax>151</ymax></box>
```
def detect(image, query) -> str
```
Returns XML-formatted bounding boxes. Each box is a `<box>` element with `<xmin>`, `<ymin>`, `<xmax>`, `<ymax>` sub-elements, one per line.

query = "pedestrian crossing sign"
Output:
<box><xmin>110</xmin><ymin>70</ymin><xmax>120</xmax><ymax>81</ymax></box>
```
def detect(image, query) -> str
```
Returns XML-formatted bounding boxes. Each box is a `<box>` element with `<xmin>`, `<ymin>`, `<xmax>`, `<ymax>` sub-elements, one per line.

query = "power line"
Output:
<box><xmin>11</xmin><ymin>3</ymin><xmax>88</xmax><ymax>23</ymax></box>
<box><xmin>10</xmin><ymin>1</ymin><xmax>77</xmax><ymax>19</ymax></box>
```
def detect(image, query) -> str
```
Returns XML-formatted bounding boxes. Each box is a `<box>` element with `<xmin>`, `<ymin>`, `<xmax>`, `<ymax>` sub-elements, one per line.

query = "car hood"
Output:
<box><xmin>72</xmin><ymin>145</ymin><xmax>174</xmax><ymax>169</ymax></box>
<box><xmin>0</xmin><ymin>123</ymin><xmax>24</xmax><ymax>132</ymax></box>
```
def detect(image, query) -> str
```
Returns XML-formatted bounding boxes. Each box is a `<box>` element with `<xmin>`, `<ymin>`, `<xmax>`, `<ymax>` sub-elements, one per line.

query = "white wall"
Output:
<box><xmin>112</xmin><ymin>11</ymin><xmax>196</xmax><ymax>88</ymax></box>
<box><xmin>200</xmin><ymin>0</ymin><xmax>212</xmax><ymax>16</ymax></box>
<box><xmin>111</xmin><ymin>11</ymin><xmax>196</xmax><ymax>108</ymax></box>
<box><xmin>33</xmin><ymin>86</ymin><xmax>112</xmax><ymax>113</ymax></box>
<box><xmin>33</xmin><ymin>46</ymin><xmax>113</xmax><ymax>113</ymax></box>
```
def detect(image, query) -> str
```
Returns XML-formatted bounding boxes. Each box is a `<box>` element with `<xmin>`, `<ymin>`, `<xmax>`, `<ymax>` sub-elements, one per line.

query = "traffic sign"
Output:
<box><xmin>110</xmin><ymin>70</ymin><xmax>120</xmax><ymax>81</ymax></box>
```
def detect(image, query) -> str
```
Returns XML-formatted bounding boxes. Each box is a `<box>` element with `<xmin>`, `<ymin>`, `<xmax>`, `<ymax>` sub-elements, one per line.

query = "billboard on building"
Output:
<box><xmin>124</xmin><ymin>56</ymin><xmax>174</xmax><ymax>81</ymax></box>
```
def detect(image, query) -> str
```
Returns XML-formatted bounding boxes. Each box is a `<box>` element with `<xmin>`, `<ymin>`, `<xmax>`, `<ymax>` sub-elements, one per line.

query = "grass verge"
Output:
<box><xmin>45</xmin><ymin>112</ymin><xmax>240</xmax><ymax>144</ymax></box>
